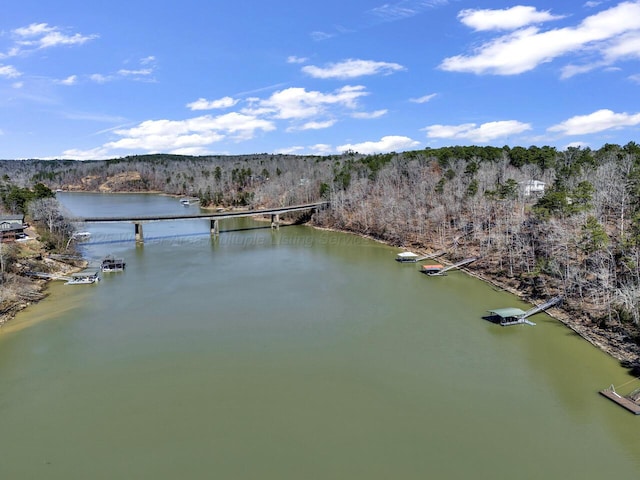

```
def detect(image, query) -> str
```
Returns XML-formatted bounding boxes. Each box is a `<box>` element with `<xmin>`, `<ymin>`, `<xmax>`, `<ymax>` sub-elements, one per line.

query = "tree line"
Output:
<box><xmin>2</xmin><ymin>143</ymin><xmax>640</xmax><ymax>347</ymax></box>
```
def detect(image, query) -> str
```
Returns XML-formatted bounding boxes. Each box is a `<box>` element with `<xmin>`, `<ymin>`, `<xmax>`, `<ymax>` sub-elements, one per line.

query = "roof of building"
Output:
<box><xmin>396</xmin><ymin>252</ymin><xmax>418</xmax><ymax>258</ymax></box>
<box><xmin>0</xmin><ymin>214</ymin><xmax>25</xmax><ymax>221</ymax></box>
<box><xmin>422</xmin><ymin>264</ymin><xmax>444</xmax><ymax>269</ymax></box>
<box><xmin>488</xmin><ymin>307</ymin><xmax>527</xmax><ymax>318</ymax></box>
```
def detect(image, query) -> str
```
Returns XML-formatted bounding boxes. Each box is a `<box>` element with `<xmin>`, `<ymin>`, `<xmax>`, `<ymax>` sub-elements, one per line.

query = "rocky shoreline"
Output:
<box><xmin>0</xmin><ymin>234</ymin><xmax>86</xmax><ymax>329</ymax></box>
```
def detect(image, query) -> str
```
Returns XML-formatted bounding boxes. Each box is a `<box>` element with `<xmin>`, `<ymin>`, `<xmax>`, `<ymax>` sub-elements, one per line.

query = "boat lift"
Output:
<box><xmin>487</xmin><ymin>295</ymin><xmax>563</xmax><ymax>326</ymax></box>
<box><xmin>421</xmin><ymin>257</ymin><xmax>477</xmax><ymax>276</ymax></box>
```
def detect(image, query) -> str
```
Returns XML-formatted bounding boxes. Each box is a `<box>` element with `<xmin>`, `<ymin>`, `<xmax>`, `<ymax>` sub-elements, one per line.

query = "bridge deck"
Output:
<box><xmin>76</xmin><ymin>202</ymin><xmax>328</xmax><ymax>223</ymax></box>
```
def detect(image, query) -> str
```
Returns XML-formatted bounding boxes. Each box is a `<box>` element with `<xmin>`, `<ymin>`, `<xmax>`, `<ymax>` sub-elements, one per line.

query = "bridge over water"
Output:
<box><xmin>74</xmin><ymin>201</ymin><xmax>329</xmax><ymax>243</ymax></box>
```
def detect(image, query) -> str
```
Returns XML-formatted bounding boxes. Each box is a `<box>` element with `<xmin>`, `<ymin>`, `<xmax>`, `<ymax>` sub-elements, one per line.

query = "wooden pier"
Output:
<box><xmin>26</xmin><ymin>271</ymin><xmax>72</xmax><ymax>282</ymax></box>
<box><xmin>599</xmin><ymin>386</ymin><xmax>640</xmax><ymax>415</ymax></box>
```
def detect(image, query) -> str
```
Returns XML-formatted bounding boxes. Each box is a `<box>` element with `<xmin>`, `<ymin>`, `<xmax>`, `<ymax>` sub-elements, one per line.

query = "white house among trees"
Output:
<box><xmin>520</xmin><ymin>180</ymin><xmax>546</xmax><ymax>196</ymax></box>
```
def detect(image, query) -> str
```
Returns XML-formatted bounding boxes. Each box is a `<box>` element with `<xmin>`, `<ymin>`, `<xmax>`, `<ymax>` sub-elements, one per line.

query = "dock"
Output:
<box><xmin>396</xmin><ymin>250</ymin><xmax>445</xmax><ymax>263</ymax></box>
<box><xmin>487</xmin><ymin>296</ymin><xmax>563</xmax><ymax>326</ymax></box>
<box><xmin>26</xmin><ymin>271</ymin><xmax>72</xmax><ymax>282</ymax></box>
<box><xmin>599</xmin><ymin>386</ymin><xmax>640</xmax><ymax>415</ymax></box>
<box><xmin>421</xmin><ymin>257</ymin><xmax>477</xmax><ymax>276</ymax></box>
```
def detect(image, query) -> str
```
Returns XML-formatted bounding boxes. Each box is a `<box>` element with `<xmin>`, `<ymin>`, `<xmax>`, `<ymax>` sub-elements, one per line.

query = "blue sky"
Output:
<box><xmin>1</xmin><ymin>0</ymin><xmax>639</xmax><ymax>159</ymax></box>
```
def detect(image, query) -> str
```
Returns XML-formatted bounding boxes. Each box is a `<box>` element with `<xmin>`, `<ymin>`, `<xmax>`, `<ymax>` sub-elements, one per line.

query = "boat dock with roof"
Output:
<box><xmin>101</xmin><ymin>255</ymin><xmax>126</xmax><ymax>272</ymax></box>
<box><xmin>486</xmin><ymin>296</ymin><xmax>563</xmax><ymax>326</ymax></box>
<box><xmin>420</xmin><ymin>257</ymin><xmax>477</xmax><ymax>276</ymax></box>
<box><xmin>396</xmin><ymin>250</ymin><xmax>444</xmax><ymax>263</ymax></box>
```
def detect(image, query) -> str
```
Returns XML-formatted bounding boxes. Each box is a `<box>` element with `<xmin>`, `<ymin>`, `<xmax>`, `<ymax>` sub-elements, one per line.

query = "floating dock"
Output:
<box><xmin>421</xmin><ymin>257</ymin><xmax>477</xmax><ymax>276</ymax></box>
<box><xmin>599</xmin><ymin>386</ymin><xmax>640</xmax><ymax>415</ymax></box>
<box><xmin>487</xmin><ymin>296</ymin><xmax>563</xmax><ymax>326</ymax></box>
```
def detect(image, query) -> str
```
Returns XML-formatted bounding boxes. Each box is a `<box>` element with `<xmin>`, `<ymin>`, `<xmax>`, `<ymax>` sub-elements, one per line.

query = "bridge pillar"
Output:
<box><xmin>134</xmin><ymin>222</ymin><xmax>144</xmax><ymax>243</ymax></box>
<box><xmin>271</xmin><ymin>213</ymin><xmax>280</xmax><ymax>230</ymax></box>
<box><xmin>210</xmin><ymin>219</ymin><xmax>219</xmax><ymax>237</ymax></box>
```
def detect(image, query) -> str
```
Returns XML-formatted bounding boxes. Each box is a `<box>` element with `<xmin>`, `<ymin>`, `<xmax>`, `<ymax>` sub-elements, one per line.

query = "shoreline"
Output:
<box><xmin>3</xmin><ymin>205</ymin><xmax>639</xmax><ymax>371</ymax></box>
<box><xmin>310</xmin><ymin>221</ymin><xmax>640</xmax><ymax>369</ymax></box>
<box><xmin>0</xmin><ymin>233</ymin><xmax>87</xmax><ymax>329</ymax></box>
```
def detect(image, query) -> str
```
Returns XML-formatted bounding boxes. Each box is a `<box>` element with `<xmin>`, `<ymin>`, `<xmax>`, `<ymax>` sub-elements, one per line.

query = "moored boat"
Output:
<box><xmin>65</xmin><ymin>268</ymin><xmax>100</xmax><ymax>285</ymax></box>
<box><xmin>101</xmin><ymin>255</ymin><xmax>126</xmax><ymax>272</ymax></box>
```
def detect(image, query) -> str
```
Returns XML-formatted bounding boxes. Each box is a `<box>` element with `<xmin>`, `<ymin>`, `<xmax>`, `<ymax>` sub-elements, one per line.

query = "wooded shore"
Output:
<box><xmin>2</xmin><ymin>145</ymin><xmax>640</xmax><ymax>368</ymax></box>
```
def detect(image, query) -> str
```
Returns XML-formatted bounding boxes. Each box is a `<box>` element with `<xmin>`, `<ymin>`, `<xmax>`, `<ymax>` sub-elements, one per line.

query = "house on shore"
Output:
<box><xmin>0</xmin><ymin>214</ymin><xmax>26</xmax><ymax>243</ymax></box>
<box><xmin>520</xmin><ymin>180</ymin><xmax>546</xmax><ymax>196</ymax></box>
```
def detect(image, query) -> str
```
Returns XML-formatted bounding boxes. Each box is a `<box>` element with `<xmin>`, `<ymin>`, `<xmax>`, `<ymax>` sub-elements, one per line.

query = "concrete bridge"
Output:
<box><xmin>75</xmin><ymin>201</ymin><xmax>329</xmax><ymax>243</ymax></box>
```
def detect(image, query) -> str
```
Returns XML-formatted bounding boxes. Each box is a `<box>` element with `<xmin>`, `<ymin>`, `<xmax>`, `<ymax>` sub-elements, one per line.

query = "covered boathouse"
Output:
<box><xmin>486</xmin><ymin>307</ymin><xmax>535</xmax><ymax>326</ymax></box>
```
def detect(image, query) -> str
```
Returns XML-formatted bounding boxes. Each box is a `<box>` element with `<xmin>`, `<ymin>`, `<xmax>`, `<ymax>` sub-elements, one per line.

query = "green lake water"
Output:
<box><xmin>0</xmin><ymin>192</ymin><xmax>639</xmax><ymax>479</ymax></box>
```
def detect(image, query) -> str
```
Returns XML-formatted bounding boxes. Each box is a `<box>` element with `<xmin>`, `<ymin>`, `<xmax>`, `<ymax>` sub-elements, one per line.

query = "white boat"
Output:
<box><xmin>74</xmin><ymin>231</ymin><xmax>91</xmax><ymax>240</ymax></box>
<box><xmin>66</xmin><ymin>277</ymin><xmax>100</xmax><ymax>285</ymax></box>
<box><xmin>180</xmin><ymin>197</ymin><xmax>200</xmax><ymax>206</ymax></box>
<box><xmin>65</xmin><ymin>269</ymin><xmax>100</xmax><ymax>285</ymax></box>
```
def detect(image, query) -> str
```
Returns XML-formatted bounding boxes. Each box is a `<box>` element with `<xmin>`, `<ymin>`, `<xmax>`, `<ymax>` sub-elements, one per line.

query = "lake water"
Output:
<box><xmin>1</xmin><ymin>192</ymin><xmax>639</xmax><ymax>479</ymax></box>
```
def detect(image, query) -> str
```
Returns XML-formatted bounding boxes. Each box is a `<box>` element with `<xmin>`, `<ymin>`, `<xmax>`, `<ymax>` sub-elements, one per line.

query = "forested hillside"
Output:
<box><xmin>2</xmin><ymin>143</ymin><xmax>640</xmax><ymax>364</ymax></box>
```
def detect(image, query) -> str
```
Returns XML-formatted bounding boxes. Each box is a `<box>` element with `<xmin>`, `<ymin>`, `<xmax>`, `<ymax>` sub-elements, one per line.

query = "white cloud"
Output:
<box><xmin>629</xmin><ymin>73</ymin><xmax>640</xmax><ymax>83</ymax></box>
<box><xmin>310</xmin><ymin>144</ymin><xmax>333</xmax><ymax>154</ymax></box>
<box><xmin>423</xmin><ymin>120</ymin><xmax>532</xmax><ymax>142</ymax></box>
<box><xmin>89</xmin><ymin>58</ymin><xmax>157</xmax><ymax>84</ymax></box>
<box><xmin>564</xmin><ymin>141</ymin><xmax>591</xmax><ymax>149</ymax></box>
<box><xmin>310</xmin><ymin>31</ymin><xmax>335</xmax><ymax>41</ymax></box>
<box><xmin>302</xmin><ymin>59</ymin><xmax>405</xmax><ymax>79</ymax></box>
<box><xmin>548</xmin><ymin>109</ymin><xmax>640</xmax><ymax>135</ymax></box>
<box><xmin>410</xmin><ymin>93</ymin><xmax>437</xmax><ymax>103</ymax></box>
<box><xmin>351</xmin><ymin>109</ymin><xmax>387</xmax><ymax>119</ymax></box>
<box><xmin>89</xmin><ymin>73</ymin><xmax>111</xmax><ymax>84</ymax></box>
<box><xmin>294</xmin><ymin>120</ymin><xmax>337</xmax><ymax>131</ymax></box>
<box><xmin>12</xmin><ymin>23</ymin><xmax>98</xmax><ymax>52</ymax></box>
<box><xmin>61</xmin><ymin>146</ymin><xmax>111</xmax><ymax>160</ymax></box>
<box><xmin>368</xmin><ymin>1</ymin><xmax>450</xmax><ymax>22</ymax></box>
<box><xmin>117</xmin><ymin>68</ymin><xmax>153</xmax><ymax>77</ymax></box>
<box><xmin>287</xmin><ymin>56</ymin><xmax>308</xmax><ymax>64</ymax></box>
<box><xmin>250</xmin><ymin>85</ymin><xmax>369</xmax><ymax>120</ymax></box>
<box><xmin>275</xmin><ymin>145</ymin><xmax>305</xmax><ymax>154</ymax></box>
<box><xmin>101</xmin><ymin>112</ymin><xmax>274</xmax><ymax>152</ymax></box>
<box><xmin>62</xmin><ymin>111</ymin><xmax>277</xmax><ymax>159</ymax></box>
<box><xmin>440</xmin><ymin>1</ymin><xmax>640</xmax><ymax>75</ymax></box>
<box><xmin>58</xmin><ymin>75</ymin><xmax>77</xmax><ymax>85</ymax></box>
<box><xmin>458</xmin><ymin>6</ymin><xmax>564</xmax><ymax>31</ymax></box>
<box><xmin>187</xmin><ymin>96</ymin><xmax>239</xmax><ymax>111</ymax></box>
<box><xmin>0</xmin><ymin>64</ymin><xmax>21</xmax><ymax>78</ymax></box>
<box><xmin>337</xmin><ymin>135</ymin><xmax>420</xmax><ymax>154</ymax></box>
<box><xmin>603</xmin><ymin>30</ymin><xmax>640</xmax><ymax>61</ymax></box>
